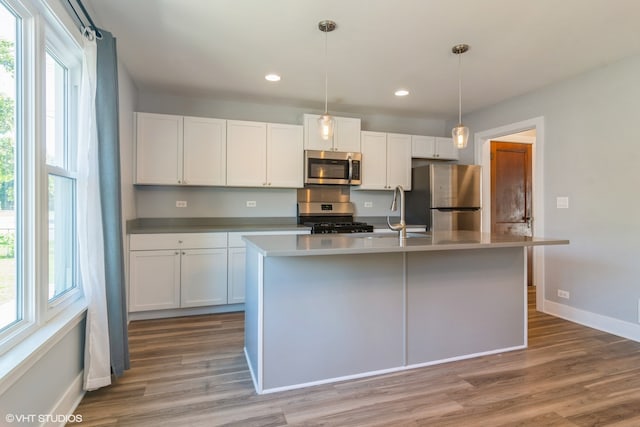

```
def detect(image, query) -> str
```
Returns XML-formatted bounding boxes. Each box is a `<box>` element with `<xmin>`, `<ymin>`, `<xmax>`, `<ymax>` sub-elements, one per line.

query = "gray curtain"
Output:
<box><xmin>95</xmin><ymin>29</ymin><xmax>130</xmax><ymax>377</ymax></box>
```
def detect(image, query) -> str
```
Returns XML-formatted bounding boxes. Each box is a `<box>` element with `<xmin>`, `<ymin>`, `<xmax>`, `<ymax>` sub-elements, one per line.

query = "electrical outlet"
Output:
<box><xmin>556</xmin><ymin>196</ymin><xmax>569</xmax><ymax>209</ymax></box>
<box><xmin>364</xmin><ymin>201</ymin><xmax>373</xmax><ymax>208</ymax></box>
<box><xmin>557</xmin><ymin>289</ymin><xmax>570</xmax><ymax>299</ymax></box>
<box><xmin>176</xmin><ymin>201</ymin><xmax>187</xmax><ymax>208</ymax></box>
<box><xmin>246</xmin><ymin>201</ymin><xmax>257</xmax><ymax>208</ymax></box>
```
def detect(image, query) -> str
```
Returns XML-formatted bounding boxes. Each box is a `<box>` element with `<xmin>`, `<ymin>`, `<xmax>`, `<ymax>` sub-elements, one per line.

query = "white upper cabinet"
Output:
<box><xmin>183</xmin><ymin>116</ymin><xmax>227</xmax><ymax>185</ymax></box>
<box><xmin>267</xmin><ymin>123</ymin><xmax>304</xmax><ymax>187</ymax></box>
<box><xmin>304</xmin><ymin>114</ymin><xmax>361</xmax><ymax>152</ymax></box>
<box><xmin>226</xmin><ymin>120</ymin><xmax>268</xmax><ymax>187</ymax></box>
<box><xmin>359</xmin><ymin>131</ymin><xmax>411</xmax><ymax>190</ymax></box>
<box><xmin>227</xmin><ymin>120</ymin><xmax>303</xmax><ymax>188</ymax></box>
<box><xmin>411</xmin><ymin>135</ymin><xmax>459</xmax><ymax>160</ymax></box>
<box><xmin>135</xmin><ymin>113</ymin><xmax>183</xmax><ymax>184</ymax></box>
<box><xmin>135</xmin><ymin>112</ymin><xmax>227</xmax><ymax>185</ymax></box>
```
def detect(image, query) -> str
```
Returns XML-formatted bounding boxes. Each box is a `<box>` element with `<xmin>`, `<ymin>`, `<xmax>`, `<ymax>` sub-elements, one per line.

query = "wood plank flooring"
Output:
<box><xmin>72</xmin><ymin>290</ymin><xmax>640</xmax><ymax>426</ymax></box>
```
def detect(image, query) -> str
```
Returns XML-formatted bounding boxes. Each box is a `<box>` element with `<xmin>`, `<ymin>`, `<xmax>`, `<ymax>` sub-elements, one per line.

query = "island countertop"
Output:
<box><xmin>243</xmin><ymin>231</ymin><xmax>569</xmax><ymax>257</ymax></box>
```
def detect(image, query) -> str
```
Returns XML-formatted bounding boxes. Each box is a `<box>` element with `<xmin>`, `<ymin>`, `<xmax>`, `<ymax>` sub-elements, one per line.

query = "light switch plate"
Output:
<box><xmin>556</xmin><ymin>196</ymin><xmax>569</xmax><ymax>209</ymax></box>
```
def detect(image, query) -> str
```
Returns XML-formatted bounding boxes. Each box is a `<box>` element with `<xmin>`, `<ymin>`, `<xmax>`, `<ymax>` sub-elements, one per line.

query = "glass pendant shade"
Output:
<box><xmin>452</xmin><ymin>124</ymin><xmax>469</xmax><ymax>149</ymax></box>
<box><xmin>318</xmin><ymin>113</ymin><xmax>335</xmax><ymax>141</ymax></box>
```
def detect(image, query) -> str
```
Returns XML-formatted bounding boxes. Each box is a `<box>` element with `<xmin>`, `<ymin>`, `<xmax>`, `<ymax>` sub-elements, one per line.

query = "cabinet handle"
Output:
<box><xmin>178</xmin><ymin>180</ymin><xmax>181</xmax><ymax>184</ymax></box>
<box><xmin>178</xmin><ymin>240</ymin><xmax>183</xmax><ymax>243</ymax></box>
<box><xmin>268</xmin><ymin>182</ymin><xmax>272</xmax><ymax>186</ymax></box>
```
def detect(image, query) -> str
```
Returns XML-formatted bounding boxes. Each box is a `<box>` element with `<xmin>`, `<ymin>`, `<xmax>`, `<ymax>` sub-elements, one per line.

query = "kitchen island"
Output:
<box><xmin>243</xmin><ymin>231</ymin><xmax>568</xmax><ymax>394</ymax></box>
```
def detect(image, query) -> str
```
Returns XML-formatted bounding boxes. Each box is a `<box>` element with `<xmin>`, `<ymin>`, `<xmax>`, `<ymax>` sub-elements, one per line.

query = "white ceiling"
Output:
<box><xmin>84</xmin><ymin>0</ymin><xmax>640</xmax><ymax>119</ymax></box>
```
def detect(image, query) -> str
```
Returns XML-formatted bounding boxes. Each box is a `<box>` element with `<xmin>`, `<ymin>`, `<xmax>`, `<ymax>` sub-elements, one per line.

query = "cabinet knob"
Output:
<box><xmin>178</xmin><ymin>240</ymin><xmax>183</xmax><ymax>243</ymax></box>
<box><xmin>174</xmin><ymin>251</ymin><xmax>179</xmax><ymax>255</ymax></box>
<box><xmin>178</xmin><ymin>180</ymin><xmax>181</xmax><ymax>184</ymax></box>
<box><xmin>182</xmin><ymin>251</ymin><xmax>186</xmax><ymax>255</ymax></box>
<box><xmin>268</xmin><ymin>182</ymin><xmax>272</xmax><ymax>186</ymax></box>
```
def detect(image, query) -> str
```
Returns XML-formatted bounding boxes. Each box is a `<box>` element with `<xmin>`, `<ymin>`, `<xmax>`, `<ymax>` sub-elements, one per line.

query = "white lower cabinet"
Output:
<box><xmin>129</xmin><ymin>229</ymin><xmax>310</xmax><ymax>314</ymax></box>
<box><xmin>227</xmin><ymin>246</ymin><xmax>247</xmax><ymax>304</ymax></box>
<box><xmin>129</xmin><ymin>233</ymin><xmax>228</xmax><ymax>312</ymax></box>
<box><xmin>180</xmin><ymin>248</ymin><xmax>228</xmax><ymax>307</ymax></box>
<box><xmin>129</xmin><ymin>250</ymin><xmax>181</xmax><ymax>311</ymax></box>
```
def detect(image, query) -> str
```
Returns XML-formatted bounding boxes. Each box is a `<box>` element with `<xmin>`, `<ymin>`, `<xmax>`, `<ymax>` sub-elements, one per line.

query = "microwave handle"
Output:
<box><xmin>348</xmin><ymin>155</ymin><xmax>353</xmax><ymax>183</ymax></box>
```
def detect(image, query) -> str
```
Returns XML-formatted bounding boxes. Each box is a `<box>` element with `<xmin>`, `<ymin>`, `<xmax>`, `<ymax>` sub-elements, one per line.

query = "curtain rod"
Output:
<box><xmin>66</xmin><ymin>0</ymin><xmax>103</xmax><ymax>39</ymax></box>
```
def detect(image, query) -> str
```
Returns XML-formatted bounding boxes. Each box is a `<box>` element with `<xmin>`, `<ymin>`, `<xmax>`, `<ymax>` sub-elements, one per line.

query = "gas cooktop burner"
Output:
<box><xmin>308</xmin><ymin>222</ymin><xmax>374</xmax><ymax>234</ymax></box>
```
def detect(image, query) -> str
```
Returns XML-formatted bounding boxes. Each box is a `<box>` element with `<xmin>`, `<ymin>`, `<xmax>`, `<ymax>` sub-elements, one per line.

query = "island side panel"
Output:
<box><xmin>406</xmin><ymin>247</ymin><xmax>526</xmax><ymax>365</ymax></box>
<box><xmin>262</xmin><ymin>253</ymin><xmax>405</xmax><ymax>391</ymax></box>
<box><xmin>244</xmin><ymin>245</ymin><xmax>261</xmax><ymax>390</ymax></box>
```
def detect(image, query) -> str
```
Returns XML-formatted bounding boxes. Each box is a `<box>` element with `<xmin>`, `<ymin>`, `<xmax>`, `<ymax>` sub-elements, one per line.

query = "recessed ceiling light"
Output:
<box><xmin>394</xmin><ymin>89</ymin><xmax>409</xmax><ymax>97</ymax></box>
<box><xmin>265</xmin><ymin>74</ymin><xmax>281</xmax><ymax>82</ymax></box>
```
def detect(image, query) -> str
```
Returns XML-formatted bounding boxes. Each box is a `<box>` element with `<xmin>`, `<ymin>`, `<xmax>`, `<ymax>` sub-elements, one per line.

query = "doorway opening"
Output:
<box><xmin>474</xmin><ymin>117</ymin><xmax>545</xmax><ymax>311</ymax></box>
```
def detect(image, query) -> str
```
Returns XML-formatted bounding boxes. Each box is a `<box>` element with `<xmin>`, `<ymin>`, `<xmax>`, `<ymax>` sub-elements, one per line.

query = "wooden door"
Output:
<box><xmin>491</xmin><ymin>141</ymin><xmax>533</xmax><ymax>284</ymax></box>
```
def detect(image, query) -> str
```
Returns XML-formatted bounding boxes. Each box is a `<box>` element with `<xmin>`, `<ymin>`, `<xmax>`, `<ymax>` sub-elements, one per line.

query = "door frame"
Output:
<box><xmin>473</xmin><ymin>116</ymin><xmax>545</xmax><ymax>311</ymax></box>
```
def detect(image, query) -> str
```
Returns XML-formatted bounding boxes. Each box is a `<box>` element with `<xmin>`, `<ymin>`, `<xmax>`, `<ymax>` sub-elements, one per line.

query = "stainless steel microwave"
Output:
<box><xmin>304</xmin><ymin>150</ymin><xmax>362</xmax><ymax>185</ymax></box>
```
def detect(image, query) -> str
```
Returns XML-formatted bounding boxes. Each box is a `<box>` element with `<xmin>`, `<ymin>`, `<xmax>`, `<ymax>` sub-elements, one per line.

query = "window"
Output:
<box><xmin>45</xmin><ymin>51</ymin><xmax>76</xmax><ymax>302</ymax></box>
<box><xmin>0</xmin><ymin>0</ymin><xmax>81</xmax><ymax>354</ymax></box>
<box><xmin>0</xmin><ymin>0</ymin><xmax>20</xmax><ymax>332</ymax></box>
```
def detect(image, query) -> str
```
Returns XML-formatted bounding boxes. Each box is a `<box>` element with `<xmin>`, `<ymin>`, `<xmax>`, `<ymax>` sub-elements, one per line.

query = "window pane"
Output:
<box><xmin>48</xmin><ymin>174</ymin><xmax>75</xmax><ymax>300</ymax></box>
<box><xmin>0</xmin><ymin>2</ymin><xmax>19</xmax><ymax>330</ymax></box>
<box><xmin>45</xmin><ymin>52</ymin><xmax>66</xmax><ymax>168</ymax></box>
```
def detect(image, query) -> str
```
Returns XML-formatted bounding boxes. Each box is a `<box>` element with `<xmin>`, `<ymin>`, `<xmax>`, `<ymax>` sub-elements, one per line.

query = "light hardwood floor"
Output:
<box><xmin>73</xmin><ymin>290</ymin><xmax>640</xmax><ymax>426</ymax></box>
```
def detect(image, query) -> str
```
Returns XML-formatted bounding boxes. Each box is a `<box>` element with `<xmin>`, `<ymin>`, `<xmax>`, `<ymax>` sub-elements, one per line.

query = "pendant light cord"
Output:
<box><xmin>323</xmin><ymin>27</ymin><xmax>329</xmax><ymax>114</ymax></box>
<box><xmin>458</xmin><ymin>52</ymin><xmax>462</xmax><ymax>125</ymax></box>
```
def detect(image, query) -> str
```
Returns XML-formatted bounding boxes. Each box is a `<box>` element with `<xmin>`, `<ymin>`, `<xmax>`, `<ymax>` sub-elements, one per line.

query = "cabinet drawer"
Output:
<box><xmin>228</xmin><ymin>229</ymin><xmax>310</xmax><ymax>248</ymax></box>
<box><xmin>130</xmin><ymin>232</ymin><xmax>227</xmax><ymax>250</ymax></box>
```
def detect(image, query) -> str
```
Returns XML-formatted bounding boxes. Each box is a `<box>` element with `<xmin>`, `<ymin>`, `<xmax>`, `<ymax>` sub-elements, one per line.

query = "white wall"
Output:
<box><xmin>462</xmin><ymin>53</ymin><xmax>640</xmax><ymax>334</ymax></box>
<box><xmin>133</xmin><ymin>91</ymin><xmax>449</xmax><ymax>219</ymax></box>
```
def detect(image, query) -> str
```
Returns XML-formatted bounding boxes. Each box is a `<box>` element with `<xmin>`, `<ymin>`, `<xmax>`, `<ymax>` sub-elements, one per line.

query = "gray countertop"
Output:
<box><xmin>243</xmin><ymin>231</ymin><xmax>569</xmax><ymax>257</ymax></box>
<box><xmin>126</xmin><ymin>217</ymin><xmax>310</xmax><ymax>234</ymax></box>
<box><xmin>126</xmin><ymin>216</ymin><xmax>424</xmax><ymax>234</ymax></box>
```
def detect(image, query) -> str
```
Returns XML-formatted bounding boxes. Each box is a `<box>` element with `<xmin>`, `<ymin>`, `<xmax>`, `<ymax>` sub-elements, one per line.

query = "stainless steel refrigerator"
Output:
<box><xmin>405</xmin><ymin>164</ymin><xmax>481</xmax><ymax>231</ymax></box>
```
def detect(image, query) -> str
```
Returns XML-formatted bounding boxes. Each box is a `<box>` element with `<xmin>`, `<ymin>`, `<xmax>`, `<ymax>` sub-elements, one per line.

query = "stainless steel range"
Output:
<box><xmin>297</xmin><ymin>187</ymin><xmax>373</xmax><ymax>234</ymax></box>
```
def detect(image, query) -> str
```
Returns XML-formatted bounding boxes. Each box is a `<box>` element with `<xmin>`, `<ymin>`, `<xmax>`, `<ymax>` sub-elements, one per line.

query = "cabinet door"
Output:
<box><xmin>226</xmin><ymin>120</ymin><xmax>267</xmax><ymax>187</ymax></box>
<box><xmin>359</xmin><ymin>131</ymin><xmax>388</xmax><ymax>190</ymax></box>
<box><xmin>180</xmin><ymin>248</ymin><xmax>228</xmax><ymax>308</ymax></box>
<box><xmin>334</xmin><ymin>117</ymin><xmax>361</xmax><ymax>152</ymax></box>
<box><xmin>183</xmin><ymin>117</ymin><xmax>227</xmax><ymax>185</ymax></box>
<box><xmin>303</xmin><ymin>114</ymin><xmax>333</xmax><ymax>151</ymax></box>
<box><xmin>386</xmin><ymin>133</ymin><xmax>412</xmax><ymax>190</ymax></box>
<box><xmin>227</xmin><ymin>247</ymin><xmax>246</xmax><ymax>304</ymax></box>
<box><xmin>411</xmin><ymin>135</ymin><xmax>436</xmax><ymax>158</ymax></box>
<box><xmin>135</xmin><ymin>113</ymin><xmax>183</xmax><ymax>184</ymax></box>
<box><xmin>129</xmin><ymin>250</ymin><xmax>180</xmax><ymax>311</ymax></box>
<box><xmin>435</xmin><ymin>137</ymin><xmax>459</xmax><ymax>160</ymax></box>
<box><xmin>267</xmin><ymin>123</ymin><xmax>303</xmax><ymax>188</ymax></box>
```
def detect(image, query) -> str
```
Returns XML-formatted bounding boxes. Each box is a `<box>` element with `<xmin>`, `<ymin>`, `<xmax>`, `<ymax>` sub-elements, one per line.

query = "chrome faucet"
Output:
<box><xmin>386</xmin><ymin>185</ymin><xmax>407</xmax><ymax>240</ymax></box>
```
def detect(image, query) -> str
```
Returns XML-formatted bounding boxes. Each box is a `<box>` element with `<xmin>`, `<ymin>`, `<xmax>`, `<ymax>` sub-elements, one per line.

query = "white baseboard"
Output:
<box><xmin>42</xmin><ymin>372</ymin><xmax>85</xmax><ymax>427</ymax></box>
<box><xmin>544</xmin><ymin>299</ymin><xmax>640</xmax><ymax>343</ymax></box>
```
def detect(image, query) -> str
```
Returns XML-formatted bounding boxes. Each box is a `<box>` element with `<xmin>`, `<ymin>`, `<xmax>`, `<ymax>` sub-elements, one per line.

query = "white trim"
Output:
<box><xmin>0</xmin><ymin>298</ymin><xmax>86</xmax><ymax>395</ymax></box>
<box><xmin>127</xmin><ymin>303</ymin><xmax>244</xmax><ymax>321</ymax></box>
<box><xmin>544</xmin><ymin>300</ymin><xmax>640</xmax><ymax>343</ymax></box>
<box><xmin>42</xmin><ymin>372</ymin><xmax>85</xmax><ymax>427</ymax></box>
<box><xmin>256</xmin><ymin>254</ymin><xmax>264</xmax><ymax>393</ymax></box>
<box><xmin>473</xmin><ymin>116</ymin><xmax>546</xmax><ymax>311</ymax></box>
<box><xmin>258</xmin><ymin>344</ymin><xmax>527</xmax><ymax>395</ymax></box>
<box><xmin>244</xmin><ymin>346</ymin><xmax>259</xmax><ymax>394</ymax></box>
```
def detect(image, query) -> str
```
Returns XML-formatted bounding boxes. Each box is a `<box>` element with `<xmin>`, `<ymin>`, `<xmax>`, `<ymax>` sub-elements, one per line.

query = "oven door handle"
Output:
<box><xmin>348</xmin><ymin>155</ymin><xmax>353</xmax><ymax>183</ymax></box>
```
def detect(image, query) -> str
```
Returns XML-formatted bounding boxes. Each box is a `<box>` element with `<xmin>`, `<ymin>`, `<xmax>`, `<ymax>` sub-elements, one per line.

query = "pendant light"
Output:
<box><xmin>318</xmin><ymin>20</ymin><xmax>336</xmax><ymax>141</ymax></box>
<box><xmin>451</xmin><ymin>44</ymin><xmax>469</xmax><ymax>149</ymax></box>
